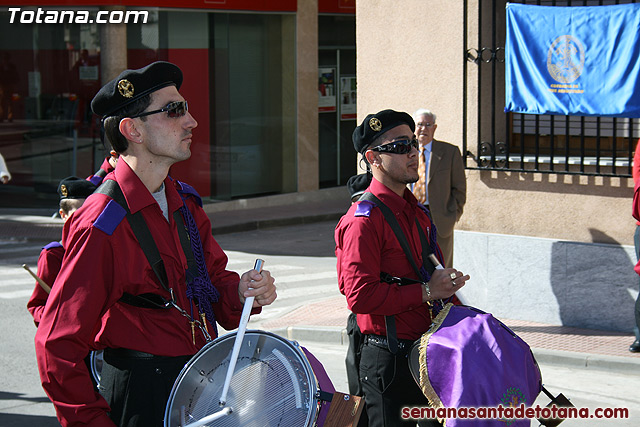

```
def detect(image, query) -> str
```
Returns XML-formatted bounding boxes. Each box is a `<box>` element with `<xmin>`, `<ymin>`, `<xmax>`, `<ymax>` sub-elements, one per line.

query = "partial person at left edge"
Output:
<box><xmin>27</xmin><ymin>176</ymin><xmax>97</xmax><ymax>326</ymax></box>
<box><xmin>34</xmin><ymin>61</ymin><xmax>277</xmax><ymax>427</ymax></box>
<box><xmin>26</xmin><ymin>176</ymin><xmax>99</xmax><ymax>388</ymax></box>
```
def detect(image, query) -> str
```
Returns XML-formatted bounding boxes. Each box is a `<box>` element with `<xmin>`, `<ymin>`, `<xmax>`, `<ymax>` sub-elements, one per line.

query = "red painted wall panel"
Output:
<box><xmin>319</xmin><ymin>0</ymin><xmax>355</xmax><ymax>14</ymax></box>
<box><xmin>125</xmin><ymin>48</ymin><xmax>212</xmax><ymax>197</ymax></box>
<box><xmin>166</xmin><ymin>49</ymin><xmax>211</xmax><ymax>197</ymax></box>
<box><xmin>4</xmin><ymin>0</ymin><xmax>296</xmax><ymax>12</ymax></box>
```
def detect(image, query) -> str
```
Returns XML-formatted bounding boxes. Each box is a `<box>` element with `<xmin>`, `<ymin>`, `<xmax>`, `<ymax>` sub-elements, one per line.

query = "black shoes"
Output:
<box><xmin>629</xmin><ymin>340</ymin><xmax>640</xmax><ymax>353</ymax></box>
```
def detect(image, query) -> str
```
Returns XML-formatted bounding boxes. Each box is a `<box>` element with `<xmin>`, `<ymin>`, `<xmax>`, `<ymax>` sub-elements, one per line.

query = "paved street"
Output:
<box><xmin>1</xmin><ymin>221</ymin><xmax>639</xmax><ymax>425</ymax></box>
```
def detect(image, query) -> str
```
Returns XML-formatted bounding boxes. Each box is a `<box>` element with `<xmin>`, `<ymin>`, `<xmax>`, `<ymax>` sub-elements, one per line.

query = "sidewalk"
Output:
<box><xmin>2</xmin><ymin>186</ymin><xmax>639</xmax><ymax>374</ymax></box>
<box><xmin>262</xmin><ymin>296</ymin><xmax>640</xmax><ymax>375</ymax></box>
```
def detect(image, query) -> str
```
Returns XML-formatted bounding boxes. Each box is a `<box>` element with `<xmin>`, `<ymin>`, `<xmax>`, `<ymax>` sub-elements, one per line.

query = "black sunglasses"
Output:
<box><xmin>370</xmin><ymin>138</ymin><xmax>419</xmax><ymax>155</ymax></box>
<box><xmin>130</xmin><ymin>101</ymin><xmax>188</xmax><ymax>119</ymax></box>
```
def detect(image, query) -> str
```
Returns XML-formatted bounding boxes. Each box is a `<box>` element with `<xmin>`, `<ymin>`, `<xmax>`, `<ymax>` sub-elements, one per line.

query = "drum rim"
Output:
<box><xmin>89</xmin><ymin>349</ymin><xmax>103</xmax><ymax>386</ymax></box>
<box><xmin>164</xmin><ymin>329</ymin><xmax>320</xmax><ymax>427</ymax></box>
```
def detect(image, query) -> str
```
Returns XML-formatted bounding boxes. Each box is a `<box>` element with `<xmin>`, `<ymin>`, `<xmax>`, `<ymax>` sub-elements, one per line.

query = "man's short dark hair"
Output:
<box><xmin>103</xmin><ymin>95</ymin><xmax>152</xmax><ymax>153</ymax></box>
<box><xmin>59</xmin><ymin>198</ymin><xmax>81</xmax><ymax>216</ymax></box>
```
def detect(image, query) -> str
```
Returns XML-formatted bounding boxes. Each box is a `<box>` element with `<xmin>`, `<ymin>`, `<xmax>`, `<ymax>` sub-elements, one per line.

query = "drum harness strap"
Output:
<box><xmin>359</xmin><ymin>192</ymin><xmax>440</xmax><ymax>354</ymax></box>
<box><xmin>96</xmin><ymin>179</ymin><xmax>215</xmax><ymax>343</ymax></box>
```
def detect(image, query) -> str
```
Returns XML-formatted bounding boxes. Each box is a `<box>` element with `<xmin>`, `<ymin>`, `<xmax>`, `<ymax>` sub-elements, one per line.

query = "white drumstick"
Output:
<box><xmin>184</xmin><ymin>407</ymin><xmax>232</xmax><ymax>427</ymax></box>
<box><xmin>428</xmin><ymin>254</ymin><xmax>468</xmax><ymax>304</ymax></box>
<box><xmin>219</xmin><ymin>258</ymin><xmax>264</xmax><ymax>407</ymax></box>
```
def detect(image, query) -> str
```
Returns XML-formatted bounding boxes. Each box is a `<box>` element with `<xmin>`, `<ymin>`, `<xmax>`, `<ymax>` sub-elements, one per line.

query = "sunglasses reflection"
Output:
<box><xmin>371</xmin><ymin>138</ymin><xmax>418</xmax><ymax>154</ymax></box>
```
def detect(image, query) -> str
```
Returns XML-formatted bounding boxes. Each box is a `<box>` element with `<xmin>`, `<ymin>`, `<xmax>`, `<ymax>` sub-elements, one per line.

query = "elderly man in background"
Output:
<box><xmin>411</xmin><ymin>109</ymin><xmax>466</xmax><ymax>268</ymax></box>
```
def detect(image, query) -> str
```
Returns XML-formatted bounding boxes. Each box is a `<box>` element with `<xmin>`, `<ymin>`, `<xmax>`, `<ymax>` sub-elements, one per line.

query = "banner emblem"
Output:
<box><xmin>547</xmin><ymin>35</ymin><xmax>585</xmax><ymax>84</ymax></box>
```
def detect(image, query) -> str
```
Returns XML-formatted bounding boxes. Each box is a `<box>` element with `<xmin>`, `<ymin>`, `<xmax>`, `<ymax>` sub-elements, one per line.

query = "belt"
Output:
<box><xmin>104</xmin><ymin>348</ymin><xmax>161</xmax><ymax>360</ymax></box>
<box><xmin>364</xmin><ymin>334</ymin><xmax>414</xmax><ymax>352</ymax></box>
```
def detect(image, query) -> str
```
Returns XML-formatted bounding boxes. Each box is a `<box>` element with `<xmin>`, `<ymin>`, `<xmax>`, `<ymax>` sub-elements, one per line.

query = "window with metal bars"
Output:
<box><xmin>463</xmin><ymin>0</ymin><xmax>639</xmax><ymax>177</ymax></box>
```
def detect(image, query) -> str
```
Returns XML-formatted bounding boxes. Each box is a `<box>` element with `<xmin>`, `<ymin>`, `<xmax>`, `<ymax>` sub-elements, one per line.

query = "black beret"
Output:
<box><xmin>352</xmin><ymin>109</ymin><xmax>415</xmax><ymax>154</ymax></box>
<box><xmin>58</xmin><ymin>176</ymin><xmax>97</xmax><ymax>200</ymax></box>
<box><xmin>346</xmin><ymin>173</ymin><xmax>372</xmax><ymax>201</ymax></box>
<box><xmin>91</xmin><ymin>61</ymin><xmax>183</xmax><ymax>118</ymax></box>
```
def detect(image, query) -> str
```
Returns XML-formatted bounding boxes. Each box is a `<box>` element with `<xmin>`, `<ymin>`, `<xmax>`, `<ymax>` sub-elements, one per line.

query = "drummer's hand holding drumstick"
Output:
<box><xmin>238</xmin><ymin>268</ymin><xmax>277</xmax><ymax>308</ymax></box>
<box><xmin>421</xmin><ymin>255</ymin><xmax>470</xmax><ymax>302</ymax></box>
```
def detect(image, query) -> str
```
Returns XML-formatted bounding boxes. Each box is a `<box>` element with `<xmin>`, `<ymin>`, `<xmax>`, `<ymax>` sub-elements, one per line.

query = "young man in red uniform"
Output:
<box><xmin>335</xmin><ymin>109</ymin><xmax>469</xmax><ymax>426</ymax></box>
<box><xmin>35</xmin><ymin>61</ymin><xmax>277</xmax><ymax>427</ymax></box>
<box><xmin>27</xmin><ymin>176</ymin><xmax>97</xmax><ymax>325</ymax></box>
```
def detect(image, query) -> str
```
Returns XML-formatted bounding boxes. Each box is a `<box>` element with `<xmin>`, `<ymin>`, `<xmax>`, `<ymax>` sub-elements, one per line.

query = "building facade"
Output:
<box><xmin>355</xmin><ymin>0</ymin><xmax>638</xmax><ymax>332</ymax></box>
<box><xmin>2</xmin><ymin>0</ymin><xmax>637</xmax><ymax>333</ymax></box>
<box><xmin>0</xmin><ymin>0</ymin><xmax>356</xmax><ymax>206</ymax></box>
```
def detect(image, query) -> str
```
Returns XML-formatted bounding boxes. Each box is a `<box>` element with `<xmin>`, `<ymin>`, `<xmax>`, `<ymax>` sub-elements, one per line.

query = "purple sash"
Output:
<box><xmin>418</xmin><ymin>304</ymin><xmax>541</xmax><ymax>426</ymax></box>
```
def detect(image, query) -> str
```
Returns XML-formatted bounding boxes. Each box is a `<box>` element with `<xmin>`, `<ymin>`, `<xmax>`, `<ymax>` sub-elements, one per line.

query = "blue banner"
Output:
<box><xmin>505</xmin><ymin>3</ymin><xmax>640</xmax><ymax>117</ymax></box>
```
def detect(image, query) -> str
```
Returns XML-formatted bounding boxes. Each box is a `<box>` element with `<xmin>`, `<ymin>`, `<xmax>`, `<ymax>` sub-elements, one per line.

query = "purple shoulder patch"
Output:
<box><xmin>93</xmin><ymin>199</ymin><xmax>127</xmax><ymax>235</ymax></box>
<box><xmin>88</xmin><ymin>175</ymin><xmax>103</xmax><ymax>186</ymax></box>
<box><xmin>43</xmin><ymin>241</ymin><xmax>63</xmax><ymax>250</ymax></box>
<box><xmin>354</xmin><ymin>200</ymin><xmax>376</xmax><ymax>217</ymax></box>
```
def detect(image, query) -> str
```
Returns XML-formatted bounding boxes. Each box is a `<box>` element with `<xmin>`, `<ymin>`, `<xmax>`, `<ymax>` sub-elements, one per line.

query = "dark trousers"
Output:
<box><xmin>99</xmin><ymin>349</ymin><xmax>191</xmax><ymax>427</ymax></box>
<box><xmin>359</xmin><ymin>342</ymin><xmax>440</xmax><ymax>427</ymax></box>
<box><xmin>346</xmin><ymin>313</ymin><xmax>369</xmax><ymax>426</ymax></box>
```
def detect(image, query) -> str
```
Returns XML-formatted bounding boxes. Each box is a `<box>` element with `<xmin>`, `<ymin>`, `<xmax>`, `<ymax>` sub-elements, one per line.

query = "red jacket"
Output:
<box><xmin>35</xmin><ymin>159</ymin><xmax>249</xmax><ymax>426</ymax></box>
<box><xmin>633</xmin><ymin>138</ymin><xmax>640</xmax><ymax>275</ymax></box>
<box><xmin>27</xmin><ymin>242</ymin><xmax>63</xmax><ymax>326</ymax></box>
<box><xmin>335</xmin><ymin>178</ymin><xmax>454</xmax><ymax>341</ymax></box>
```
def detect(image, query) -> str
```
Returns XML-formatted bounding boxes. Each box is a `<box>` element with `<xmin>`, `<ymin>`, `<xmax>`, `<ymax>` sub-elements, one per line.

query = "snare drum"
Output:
<box><xmin>164</xmin><ymin>330</ymin><xmax>332</xmax><ymax>427</ymax></box>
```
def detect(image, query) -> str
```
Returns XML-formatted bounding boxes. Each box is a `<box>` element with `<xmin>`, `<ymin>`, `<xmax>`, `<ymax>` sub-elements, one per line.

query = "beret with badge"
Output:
<box><xmin>91</xmin><ymin>61</ymin><xmax>183</xmax><ymax>118</ymax></box>
<box><xmin>58</xmin><ymin>176</ymin><xmax>97</xmax><ymax>200</ymax></box>
<box><xmin>352</xmin><ymin>109</ymin><xmax>415</xmax><ymax>154</ymax></box>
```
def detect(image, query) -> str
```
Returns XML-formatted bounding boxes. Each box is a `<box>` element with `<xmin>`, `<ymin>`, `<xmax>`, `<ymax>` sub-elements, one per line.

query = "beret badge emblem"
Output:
<box><xmin>117</xmin><ymin>79</ymin><xmax>135</xmax><ymax>98</ymax></box>
<box><xmin>369</xmin><ymin>117</ymin><xmax>382</xmax><ymax>132</ymax></box>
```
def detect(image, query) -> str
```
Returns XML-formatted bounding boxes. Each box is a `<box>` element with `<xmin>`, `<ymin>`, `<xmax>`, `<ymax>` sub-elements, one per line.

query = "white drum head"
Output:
<box><xmin>164</xmin><ymin>330</ymin><xmax>319</xmax><ymax>427</ymax></box>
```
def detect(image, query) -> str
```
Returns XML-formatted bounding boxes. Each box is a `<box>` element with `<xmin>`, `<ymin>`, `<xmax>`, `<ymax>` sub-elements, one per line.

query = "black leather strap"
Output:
<box><xmin>119</xmin><ymin>292</ymin><xmax>170</xmax><ymax>309</ymax></box>
<box><xmin>360</xmin><ymin>193</ymin><xmax>425</xmax><ymax>279</ymax></box>
<box><xmin>379</xmin><ymin>272</ymin><xmax>424</xmax><ymax>286</ymax></box>
<box><xmin>96</xmin><ymin>179</ymin><xmax>198</xmax><ymax>309</ymax></box>
<box><xmin>95</xmin><ymin>168</ymin><xmax>107</xmax><ymax>179</ymax></box>
<box><xmin>360</xmin><ymin>192</ymin><xmax>437</xmax><ymax>354</ymax></box>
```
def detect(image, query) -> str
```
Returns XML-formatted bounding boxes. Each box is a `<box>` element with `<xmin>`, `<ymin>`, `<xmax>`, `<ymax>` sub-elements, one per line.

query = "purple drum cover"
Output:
<box><xmin>417</xmin><ymin>304</ymin><xmax>541</xmax><ymax>426</ymax></box>
<box><xmin>302</xmin><ymin>346</ymin><xmax>335</xmax><ymax>427</ymax></box>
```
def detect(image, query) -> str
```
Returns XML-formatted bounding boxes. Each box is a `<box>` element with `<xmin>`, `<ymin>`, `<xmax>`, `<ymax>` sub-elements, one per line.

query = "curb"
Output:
<box><xmin>268</xmin><ymin>325</ymin><xmax>640</xmax><ymax>376</ymax></box>
<box><xmin>269</xmin><ymin>326</ymin><xmax>348</xmax><ymax>345</ymax></box>
<box><xmin>531</xmin><ymin>347</ymin><xmax>640</xmax><ymax>376</ymax></box>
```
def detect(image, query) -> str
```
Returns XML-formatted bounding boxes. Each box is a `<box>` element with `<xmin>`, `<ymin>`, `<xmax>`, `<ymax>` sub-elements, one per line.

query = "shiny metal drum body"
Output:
<box><xmin>164</xmin><ymin>330</ymin><xmax>321</xmax><ymax>427</ymax></box>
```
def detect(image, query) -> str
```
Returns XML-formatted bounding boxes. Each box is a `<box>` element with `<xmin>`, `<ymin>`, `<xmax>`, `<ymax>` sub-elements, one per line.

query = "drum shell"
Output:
<box><xmin>164</xmin><ymin>330</ymin><xmax>323</xmax><ymax>427</ymax></box>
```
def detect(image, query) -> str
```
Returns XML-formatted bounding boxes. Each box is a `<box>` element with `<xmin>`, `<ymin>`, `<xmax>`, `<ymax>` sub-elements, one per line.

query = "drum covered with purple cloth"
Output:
<box><xmin>408</xmin><ymin>303</ymin><xmax>542</xmax><ymax>426</ymax></box>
